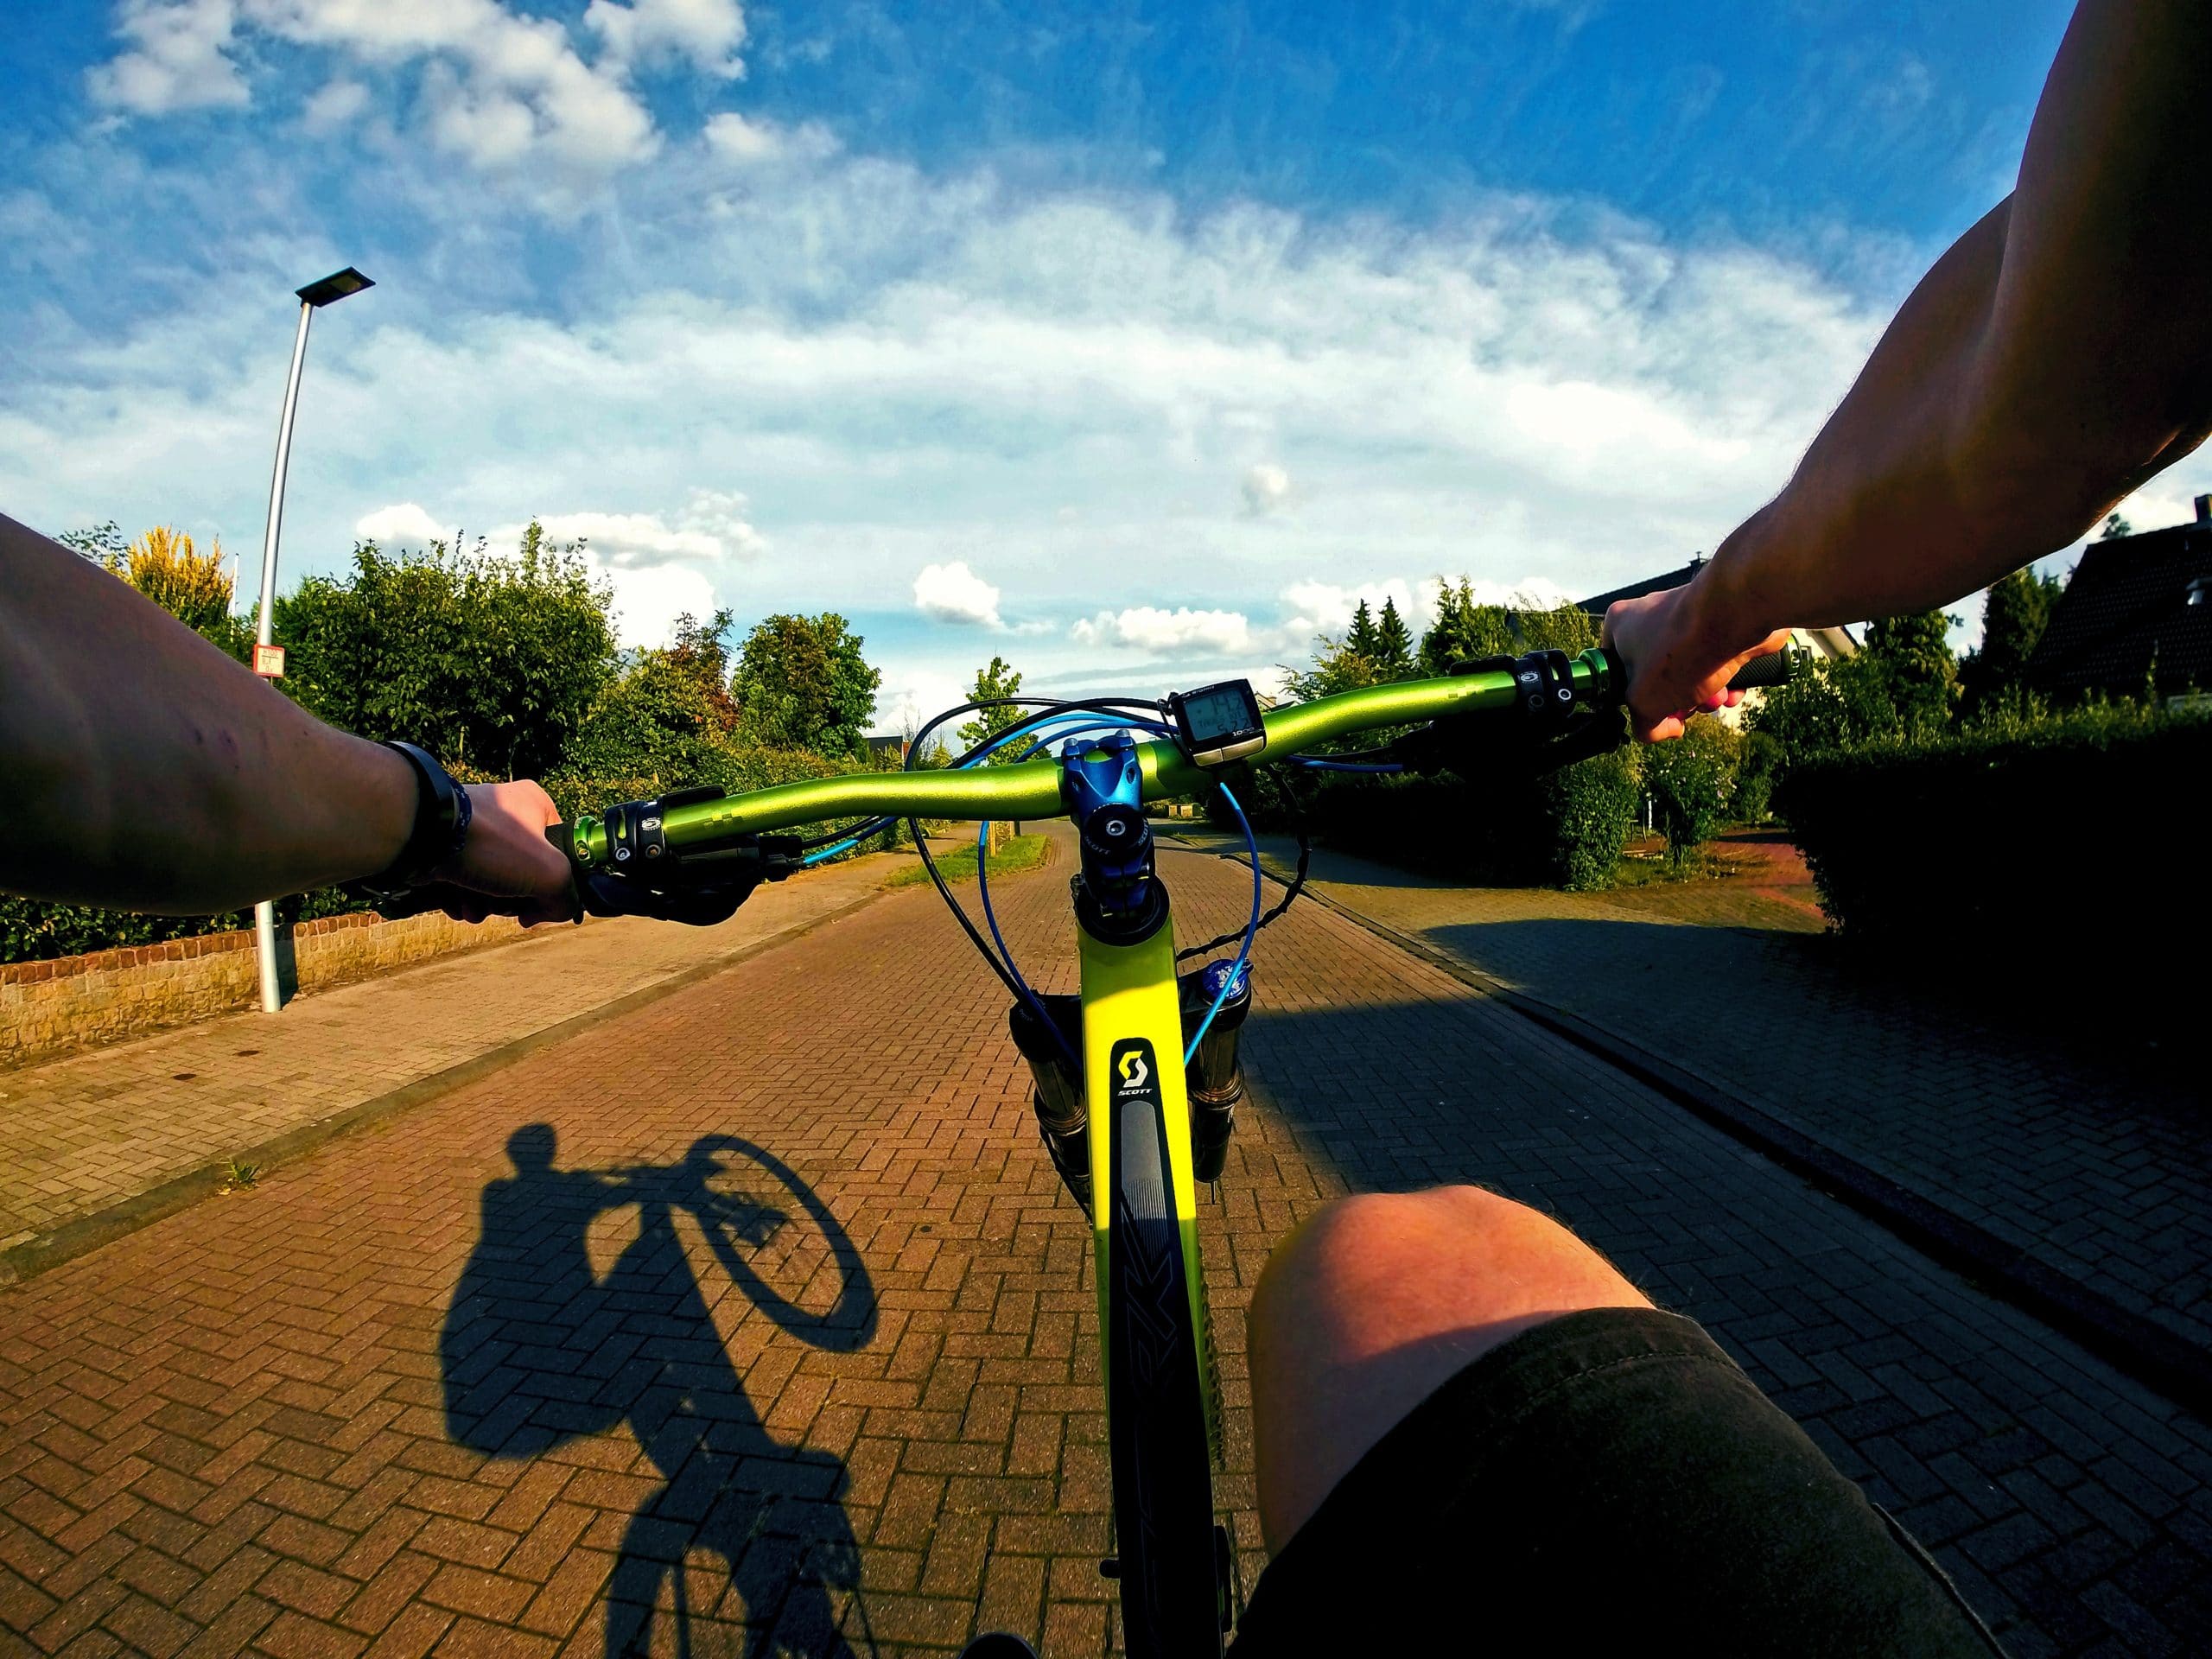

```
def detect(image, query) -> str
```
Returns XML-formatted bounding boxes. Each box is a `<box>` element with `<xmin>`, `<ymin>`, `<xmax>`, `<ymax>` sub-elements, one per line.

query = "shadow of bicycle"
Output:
<box><xmin>440</xmin><ymin>1125</ymin><xmax>880</xmax><ymax>1658</ymax></box>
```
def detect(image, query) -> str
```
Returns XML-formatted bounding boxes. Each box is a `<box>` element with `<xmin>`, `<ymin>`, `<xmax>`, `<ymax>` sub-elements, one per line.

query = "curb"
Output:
<box><xmin>0</xmin><ymin>887</ymin><xmax>887</xmax><ymax>1289</ymax></box>
<box><xmin>1167</xmin><ymin>833</ymin><xmax>2212</xmax><ymax>1421</ymax></box>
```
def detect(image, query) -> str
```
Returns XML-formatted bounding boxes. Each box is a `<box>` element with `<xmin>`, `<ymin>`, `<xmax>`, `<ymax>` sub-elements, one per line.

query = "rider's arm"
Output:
<box><xmin>0</xmin><ymin>512</ymin><xmax>572</xmax><ymax>918</ymax></box>
<box><xmin>1610</xmin><ymin>0</ymin><xmax>2212</xmax><ymax>739</ymax></box>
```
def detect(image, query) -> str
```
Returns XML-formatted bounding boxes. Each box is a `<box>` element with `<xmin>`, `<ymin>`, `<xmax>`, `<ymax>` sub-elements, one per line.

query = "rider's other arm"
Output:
<box><xmin>0</xmin><ymin>512</ymin><xmax>574</xmax><ymax>919</ymax></box>
<box><xmin>1610</xmin><ymin>0</ymin><xmax>2212</xmax><ymax>740</ymax></box>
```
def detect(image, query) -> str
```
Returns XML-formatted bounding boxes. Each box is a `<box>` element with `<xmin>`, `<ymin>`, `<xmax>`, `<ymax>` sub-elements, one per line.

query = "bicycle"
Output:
<box><xmin>550</xmin><ymin>642</ymin><xmax>1793</xmax><ymax>1657</ymax></box>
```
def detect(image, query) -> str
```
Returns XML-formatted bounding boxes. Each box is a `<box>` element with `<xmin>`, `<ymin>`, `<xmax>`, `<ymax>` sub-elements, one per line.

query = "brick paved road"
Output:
<box><xmin>0</xmin><ymin>849</ymin><xmax>899</xmax><ymax>1274</ymax></box>
<box><xmin>3</xmin><ymin>832</ymin><xmax>2209</xmax><ymax>1656</ymax></box>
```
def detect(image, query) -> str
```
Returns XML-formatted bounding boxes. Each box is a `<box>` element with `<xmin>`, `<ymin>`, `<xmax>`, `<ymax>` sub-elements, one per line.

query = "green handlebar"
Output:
<box><xmin>563</xmin><ymin>648</ymin><xmax>1624</xmax><ymax>868</ymax></box>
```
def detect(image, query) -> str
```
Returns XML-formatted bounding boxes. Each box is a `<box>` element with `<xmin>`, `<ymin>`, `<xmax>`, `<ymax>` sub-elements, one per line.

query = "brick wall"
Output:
<box><xmin>1</xmin><ymin>909</ymin><xmax>552</xmax><ymax>1068</ymax></box>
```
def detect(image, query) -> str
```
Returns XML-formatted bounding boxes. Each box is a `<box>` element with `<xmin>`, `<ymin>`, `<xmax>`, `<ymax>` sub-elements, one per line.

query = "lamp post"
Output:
<box><xmin>251</xmin><ymin>266</ymin><xmax>374</xmax><ymax>1014</ymax></box>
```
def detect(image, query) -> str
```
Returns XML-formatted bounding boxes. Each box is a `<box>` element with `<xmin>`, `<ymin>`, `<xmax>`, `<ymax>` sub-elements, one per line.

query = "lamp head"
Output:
<box><xmin>296</xmin><ymin>267</ymin><xmax>374</xmax><ymax>308</ymax></box>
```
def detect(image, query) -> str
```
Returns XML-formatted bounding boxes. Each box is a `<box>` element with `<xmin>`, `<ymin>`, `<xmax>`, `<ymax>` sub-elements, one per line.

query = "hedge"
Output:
<box><xmin>1776</xmin><ymin>707</ymin><xmax>2210</xmax><ymax>944</ymax></box>
<box><xmin>1295</xmin><ymin>745</ymin><xmax>1642</xmax><ymax>891</ymax></box>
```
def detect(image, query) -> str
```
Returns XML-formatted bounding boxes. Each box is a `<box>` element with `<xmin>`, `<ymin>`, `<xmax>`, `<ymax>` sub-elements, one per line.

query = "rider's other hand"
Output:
<box><xmin>1602</xmin><ymin>580</ymin><xmax>1793</xmax><ymax>743</ymax></box>
<box><xmin>423</xmin><ymin>780</ymin><xmax>575</xmax><ymax>927</ymax></box>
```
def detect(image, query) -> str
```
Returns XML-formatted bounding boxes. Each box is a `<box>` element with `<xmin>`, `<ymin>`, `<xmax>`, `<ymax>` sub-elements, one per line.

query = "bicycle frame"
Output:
<box><xmin>1079</xmin><ymin>910</ymin><xmax>1221</xmax><ymax>1456</ymax></box>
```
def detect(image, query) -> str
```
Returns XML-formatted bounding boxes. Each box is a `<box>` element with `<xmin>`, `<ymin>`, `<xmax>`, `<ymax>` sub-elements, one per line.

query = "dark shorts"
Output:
<box><xmin>1230</xmin><ymin>1307</ymin><xmax>2005</xmax><ymax>1656</ymax></box>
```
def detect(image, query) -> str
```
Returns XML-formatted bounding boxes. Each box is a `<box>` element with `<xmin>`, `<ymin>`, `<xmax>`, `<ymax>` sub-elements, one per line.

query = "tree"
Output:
<box><xmin>2100</xmin><ymin>512</ymin><xmax>2134</xmax><ymax>540</ymax></box>
<box><xmin>957</xmin><ymin>656</ymin><xmax>1027</xmax><ymax>761</ymax></box>
<box><xmin>1374</xmin><ymin>598</ymin><xmax>1414</xmax><ymax>678</ymax></box>
<box><xmin>1861</xmin><ymin>608</ymin><xmax>1959</xmax><ymax>739</ymax></box>
<box><xmin>731</xmin><ymin>613</ymin><xmax>882</xmax><ymax>760</ymax></box>
<box><xmin>1966</xmin><ymin>565</ymin><xmax>2063</xmax><ymax>711</ymax></box>
<box><xmin>68</xmin><ymin>524</ymin><xmax>251</xmax><ymax>660</ymax></box>
<box><xmin>1420</xmin><ymin>580</ymin><xmax>1515</xmax><ymax>674</ymax></box>
<box><xmin>1418</xmin><ymin>582</ymin><xmax>1595</xmax><ymax>674</ymax></box>
<box><xmin>1345</xmin><ymin>600</ymin><xmax>1381</xmax><ymax>662</ymax></box>
<box><xmin>1517</xmin><ymin>602</ymin><xmax>1598</xmax><ymax>654</ymax></box>
<box><xmin>57</xmin><ymin>521</ymin><xmax>129</xmax><ymax>563</ymax></box>
<box><xmin>276</xmin><ymin>524</ymin><xmax>618</xmax><ymax>778</ymax></box>
<box><xmin>1281</xmin><ymin>632</ymin><xmax>1387</xmax><ymax>702</ymax></box>
<box><xmin>563</xmin><ymin>611</ymin><xmax>741</xmax><ymax>786</ymax></box>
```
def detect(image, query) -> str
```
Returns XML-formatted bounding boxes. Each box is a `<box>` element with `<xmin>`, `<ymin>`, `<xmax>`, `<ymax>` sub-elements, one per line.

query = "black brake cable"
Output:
<box><xmin>1174</xmin><ymin>770</ymin><xmax>1312</xmax><ymax>961</ymax></box>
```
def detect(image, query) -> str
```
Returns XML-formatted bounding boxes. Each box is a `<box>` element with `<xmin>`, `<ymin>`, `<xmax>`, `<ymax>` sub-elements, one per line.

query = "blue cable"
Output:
<box><xmin>950</xmin><ymin>709</ymin><xmax>1194</xmax><ymax>1071</ymax></box>
<box><xmin>1185</xmin><ymin>780</ymin><xmax>1261</xmax><ymax>1065</ymax></box>
<box><xmin>976</xmin><ymin>715</ymin><xmax>1164</xmax><ymax>998</ymax></box>
<box><xmin>1295</xmin><ymin>759</ymin><xmax>1403</xmax><ymax>774</ymax></box>
<box><xmin>974</xmin><ymin>815</ymin><xmax>1078</xmax><ymax>1068</ymax></box>
<box><xmin>969</xmin><ymin>715</ymin><xmax>1158</xmax><ymax>1067</ymax></box>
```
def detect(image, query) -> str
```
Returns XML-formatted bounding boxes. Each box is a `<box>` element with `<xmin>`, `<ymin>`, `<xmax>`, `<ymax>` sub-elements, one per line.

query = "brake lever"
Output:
<box><xmin>544</xmin><ymin>807</ymin><xmax>805</xmax><ymax>926</ymax></box>
<box><xmin>1388</xmin><ymin>649</ymin><xmax>1625</xmax><ymax>780</ymax></box>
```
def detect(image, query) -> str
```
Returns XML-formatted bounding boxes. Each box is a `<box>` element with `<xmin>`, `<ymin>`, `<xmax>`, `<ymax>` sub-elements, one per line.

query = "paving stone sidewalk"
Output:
<box><xmin>0</xmin><ymin>846</ymin><xmax>916</xmax><ymax>1280</ymax></box>
<box><xmin>3</xmin><ymin>831</ymin><xmax>2209</xmax><ymax>1655</ymax></box>
<box><xmin>1187</xmin><ymin>829</ymin><xmax>2212</xmax><ymax>1402</ymax></box>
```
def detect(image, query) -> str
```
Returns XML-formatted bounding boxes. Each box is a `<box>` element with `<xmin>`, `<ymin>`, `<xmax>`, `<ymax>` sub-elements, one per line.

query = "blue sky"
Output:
<box><xmin>3</xmin><ymin>0</ymin><xmax>2192</xmax><ymax>726</ymax></box>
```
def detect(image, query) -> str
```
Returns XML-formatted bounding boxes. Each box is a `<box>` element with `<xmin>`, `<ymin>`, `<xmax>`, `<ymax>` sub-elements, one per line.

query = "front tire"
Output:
<box><xmin>1109</xmin><ymin>1086</ymin><xmax>1226</xmax><ymax>1657</ymax></box>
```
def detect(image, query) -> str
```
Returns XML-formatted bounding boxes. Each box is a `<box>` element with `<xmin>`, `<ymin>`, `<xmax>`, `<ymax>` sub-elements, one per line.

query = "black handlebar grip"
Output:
<box><xmin>1726</xmin><ymin>647</ymin><xmax>1796</xmax><ymax>691</ymax></box>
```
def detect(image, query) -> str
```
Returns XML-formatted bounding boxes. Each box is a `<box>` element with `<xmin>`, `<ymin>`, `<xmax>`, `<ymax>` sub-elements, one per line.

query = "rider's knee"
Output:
<box><xmin>1247</xmin><ymin>1185</ymin><xmax>1651</xmax><ymax>1551</ymax></box>
<box><xmin>1250</xmin><ymin>1184</ymin><xmax>1649</xmax><ymax>1372</ymax></box>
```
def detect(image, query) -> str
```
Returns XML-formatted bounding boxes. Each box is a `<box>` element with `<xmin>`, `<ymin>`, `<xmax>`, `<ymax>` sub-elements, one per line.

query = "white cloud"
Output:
<box><xmin>89</xmin><ymin>0</ymin><xmax>683</xmax><ymax>188</ymax></box>
<box><xmin>913</xmin><ymin>561</ymin><xmax>1003</xmax><ymax>627</ymax></box>
<box><xmin>1072</xmin><ymin>607</ymin><xmax>1261</xmax><ymax>657</ymax></box>
<box><xmin>1241</xmin><ymin>461</ymin><xmax>1291</xmax><ymax>517</ymax></box>
<box><xmin>589</xmin><ymin>558</ymin><xmax>721</xmax><ymax>650</ymax></box>
<box><xmin>586</xmin><ymin>0</ymin><xmax>747</xmax><ymax>79</ymax></box>
<box><xmin>702</xmin><ymin>111</ymin><xmax>839</xmax><ymax>166</ymax></box>
<box><xmin>511</xmin><ymin>491</ymin><xmax>766</xmax><ymax>567</ymax></box>
<box><xmin>361</xmin><ymin>493</ymin><xmax>763</xmax><ymax>566</ymax></box>
<box><xmin>30</xmin><ymin>139</ymin><xmax>2145</xmax><ymax>718</ymax></box>
<box><xmin>301</xmin><ymin>78</ymin><xmax>371</xmax><ymax>133</ymax></box>
<box><xmin>89</xmin><ymin>0</ymin><xmax>249</xmax><ymax>115</ymax></box>
<box><xmin>355</xmin><ymin>502</ymin><xmax>454</xmax><ymax>546</ymax></box>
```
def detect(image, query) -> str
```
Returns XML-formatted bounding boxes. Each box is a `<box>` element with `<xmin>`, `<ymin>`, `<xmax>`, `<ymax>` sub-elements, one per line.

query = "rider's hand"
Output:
<box><xmin>418</xmin><ymin>780</ymin><xmax>575</xmax><ymax>926</ymax></box>
<box><xmin>1602</xmin><ymin>575</ymin><xmax>1793</xmax><ymax>742</ymax></box>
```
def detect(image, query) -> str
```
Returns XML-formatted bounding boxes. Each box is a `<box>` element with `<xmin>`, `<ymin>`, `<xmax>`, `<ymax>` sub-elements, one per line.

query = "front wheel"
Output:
<box><xmin>1108</xmin><ymin>1077</ymin><xmax>1227</xmax><ymax>1656</ymax></box>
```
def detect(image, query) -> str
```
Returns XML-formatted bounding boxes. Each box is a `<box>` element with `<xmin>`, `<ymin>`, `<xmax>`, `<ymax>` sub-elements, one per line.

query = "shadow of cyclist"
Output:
<box><xmin>442</xmin><ymin>1126</ymin><xmax>880</xmax><ymax>1658</ymax></box>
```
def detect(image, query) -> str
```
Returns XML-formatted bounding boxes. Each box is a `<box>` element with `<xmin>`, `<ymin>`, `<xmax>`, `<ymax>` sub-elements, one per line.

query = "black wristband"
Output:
<box><xmin>353</xmin><ymin>741</ymin><xmax>473</xmax><ymax>900</ymax></box>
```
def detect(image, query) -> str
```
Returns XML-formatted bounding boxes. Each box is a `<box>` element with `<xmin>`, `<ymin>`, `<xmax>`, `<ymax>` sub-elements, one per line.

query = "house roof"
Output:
<box><xmin>2028</xmin><ymin>522</ymin><xmax>2212</xmax><ymax>694</ymax></box>
<box><xmin>1576</xmin><ymin>558</ymin><xmax>1707</xmax><ymax>619</ymax></box>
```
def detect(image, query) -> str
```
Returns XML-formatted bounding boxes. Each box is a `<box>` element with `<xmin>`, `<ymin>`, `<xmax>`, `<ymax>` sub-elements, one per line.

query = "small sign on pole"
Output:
<box><xmin>252</xmin><ymin>643</ymin><xmax>287</xmax><ymax>678</ymax></box>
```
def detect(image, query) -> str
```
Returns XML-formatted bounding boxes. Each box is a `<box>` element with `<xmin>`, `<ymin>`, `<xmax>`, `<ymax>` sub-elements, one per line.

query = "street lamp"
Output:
<box><xmin>251</xmin><ymin>266</ymin><xmax>374</xmax><ymax>1014</ymax></box>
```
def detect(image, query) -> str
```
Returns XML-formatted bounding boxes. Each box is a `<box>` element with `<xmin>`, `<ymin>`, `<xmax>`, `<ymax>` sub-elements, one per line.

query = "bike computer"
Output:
<box><xmin>1167</xmin><ymin>678</ymin><xmax>1267</xmax><ymax>767</ymax></box>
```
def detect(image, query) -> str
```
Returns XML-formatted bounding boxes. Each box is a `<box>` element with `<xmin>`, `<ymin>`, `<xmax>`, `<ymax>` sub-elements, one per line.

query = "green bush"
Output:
<box><xmin>277</xmin><ymin>528</ymin><xmax>617</xmax><ymax>779</ymax></box>
<box><xmin>1538</xmin><ymin>745</ymin><xmax>1643</xmax><ymax>890</ymax></box>
<box><xmin>1643</xmin><ymin>715</ymin><xmax>1741</xmax><ymax>867</ymax></box>
<box><xmin>1732</xmin><ymin>730</ymin><xmax>1783</xmax><ymax>825</ymax></box>
<box><xmin>1776</xmin><ymin>704</ymin><xmax>2207</xmax><ymax>944</ymax></box>
<box><xmin>0</xmin><ymin>887</ymin><xmax>370</xmax><ymax>966</ymax></box>
<box><xmin>1298</xmin><ymin>743</ymin><xmax>1641</xmax><ymax>890</ymax></box>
